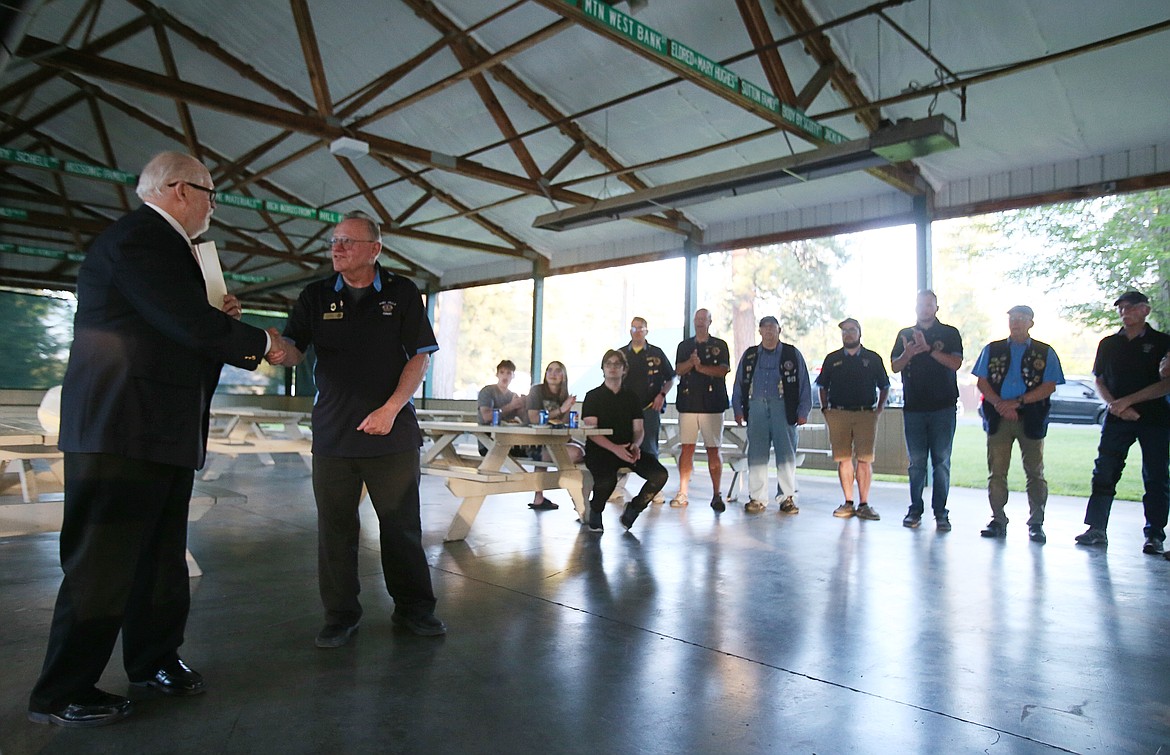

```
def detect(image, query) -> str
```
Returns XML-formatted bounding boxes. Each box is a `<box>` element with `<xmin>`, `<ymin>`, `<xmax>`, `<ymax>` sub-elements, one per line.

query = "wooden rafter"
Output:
<box><xmin>151</xmin><ymin>21</ymin><xmax>202</xmax><ymax>159</ymax></box>
<box><xmin>735</xmin><ymin>0</ymin><xmax>797</xmax><ymax>105</ymax></box>
<box><xmin>83</xmin><ymin>95</ymin><xmax>132</xmax><ymax>212</ymax></box>
<box><xmin>289</xmin><ymin>0</ymin><xmax>333</xmax><ymax>119</ymax></box>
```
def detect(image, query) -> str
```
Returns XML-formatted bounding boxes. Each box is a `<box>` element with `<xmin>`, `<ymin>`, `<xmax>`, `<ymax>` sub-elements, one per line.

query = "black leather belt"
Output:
<box><xmin>830</xmin><ymin>405</ymin><xmax>873</xmax><ymax>411</ymax></box>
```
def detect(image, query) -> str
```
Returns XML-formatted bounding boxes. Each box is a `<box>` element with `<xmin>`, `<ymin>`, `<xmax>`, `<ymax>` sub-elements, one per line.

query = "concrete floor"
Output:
<box><xmin>2</xmin><ymin>454</ymin><xmax>1169</xmax><ymax>754</ymax></box>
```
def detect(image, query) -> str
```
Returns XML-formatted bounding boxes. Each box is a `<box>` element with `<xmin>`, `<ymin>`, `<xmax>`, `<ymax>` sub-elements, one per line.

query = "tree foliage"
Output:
<box><xmin>991</xmin><ymin>189</ymin><xmax>1170</xmax><ymax>329</ymax></box>
<box><xmin>0</xmin><ymin>290</ymin><xmax>74</xmax><ymax>389</ymax></box>
<box><xmin>726</xmin><ymin>239</ymin><xmax>849</xmax><ymax>359</ymax></box>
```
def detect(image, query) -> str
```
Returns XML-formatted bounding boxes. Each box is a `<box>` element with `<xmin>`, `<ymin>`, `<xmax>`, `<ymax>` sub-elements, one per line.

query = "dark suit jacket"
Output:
<box><xmin>59</xmin><ymin>205</ymin><xmax>268</xmax><ymax>469</ymax></box>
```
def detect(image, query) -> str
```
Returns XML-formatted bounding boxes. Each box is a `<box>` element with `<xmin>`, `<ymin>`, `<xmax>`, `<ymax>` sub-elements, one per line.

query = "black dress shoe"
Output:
<box><xmin>29</xmin><ymin>689</ymin><xmax>132</xmax><ymax>728</ymax></box>
<box><xmin>131</xmin><ymin>658</ymin><xmax>205</xmax><ymax>696</ymax></box>
<box><xmin>392</xmin><ymin>610</ymin><xmax>447</xmax><ymax>636</ymax></box>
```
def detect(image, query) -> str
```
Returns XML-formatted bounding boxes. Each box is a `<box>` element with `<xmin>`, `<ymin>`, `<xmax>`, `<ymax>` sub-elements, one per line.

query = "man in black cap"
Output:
<box><xmin>816</xmin><ymin>318</ymin><xmax>890</xmax><ymax>521</ymax></box>
<box><xmin>971</xmin><ymin>305</ymin><xmax>1065</xmax><ymax>543</ymax></box>
<box><xmin>1075</xmin><ymin>291</ymin><xmax>1170</xmax><ymax>554</ymax></box>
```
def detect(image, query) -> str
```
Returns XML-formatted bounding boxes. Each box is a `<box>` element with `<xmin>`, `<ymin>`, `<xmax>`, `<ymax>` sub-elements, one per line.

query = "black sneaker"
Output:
<box><xmin>1143</xmin><ymin>536</ymin><xmax>1164</xmax><ymax>555</ymax></box>
<box><xmin>980</xmin><ymin>520</ymin><xmax>1007</xmax><ymax>538</ymax></box>
<box><xmin>1074</xmin><ymin>527</ymin><xmax>1108</xmax><ymax>546</ymax></box>
<box><xmin>936</xmin><ymin>515</ymin><xmax>952</xmax><ymax>532</ymax></box>
<box><xmin>587</xmin><ymin>510</ymin><xmax>604</xmax><ymax>532</ymax></box>
<box><xmin>902</xmin><ymin>513</ymin><xmax>921</xmax><ymax>529</ymax></box>
<box><xmin>710</xmin><ymin>493</ymin><xmax>726</xmax><ymax>513</ymax></box>
<box><xmin>391</xmin><ymin>611</ymin><xmax>446</xmax><ymax>637</ymax></box>
<box><xmin>315</xmin><ymin>623</ymin><xmax>359</xmax><ymax>648</ymax></box>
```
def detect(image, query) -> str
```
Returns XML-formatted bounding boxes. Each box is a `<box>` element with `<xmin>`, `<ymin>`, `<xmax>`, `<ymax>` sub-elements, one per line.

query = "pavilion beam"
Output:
<box><xmin>735</xmin><ymin>0</ymin><xmax>798</xmax><ymax>105</ymax></box>
<box><xmin>395</xmin><ymin>191</ymin><xmax>432</xmax><ymax>226</ymax></box>
<box><xmin>84</xmin><ymin>94</ymin><xmax>133</xmax><ymax>213</ymax></box>
<box><xmin>289</xmin><ymin>0</ymin><xmax>334</xmax><ymax>119</ymax></box>
<box><xmin>543</xmin><ymin>142</ymin><xmax>584</xmax><ymax>183</ymax></box>
<box><xmin>333</xmin><ymin>156</ymin><xmax>435</xmax><ymax>271</ymax></box>
<box><xmin>0</xmin><ymin>89</ymin><xmax>86</xmax><ymax>144</ymax></box>
<box><xmin>151</xmin><ymin>21</ymin><xmax>202</xmax><ymax>159</ymax></box>
<box><xmin>451</xmin><ymin>40</ymin><xmax>543</xmax><ymax>182</ymax></box>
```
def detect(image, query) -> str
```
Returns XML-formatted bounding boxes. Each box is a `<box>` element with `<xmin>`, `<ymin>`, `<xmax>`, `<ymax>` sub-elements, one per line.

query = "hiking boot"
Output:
<box><xmin>778</xmin><ymin>497</ymin><xmax>799</xmax><ymax>515</ymax></box>
<box><xmin>1074</xmin><ymin>527</ymin><xmax>1107</xmax><ymax>546</ymax></box>
<box><xmin>856</xmin><ymin>504</ymin><xmax>880</xmax><ymax>521</ymax></box>
<box><xmin>833</xmin><ymin>502</ymin><xmax>856</xmax><ymax>518</ymax></box>
<box><xmin>981</xmin><ymin>520</ymin><xmax>1007</xmax><ymax>538</ymax></box>
<box><xmin>744</xmin><ymin>499</ymin><xmax>766</xmax><ymax>513</ymax></box>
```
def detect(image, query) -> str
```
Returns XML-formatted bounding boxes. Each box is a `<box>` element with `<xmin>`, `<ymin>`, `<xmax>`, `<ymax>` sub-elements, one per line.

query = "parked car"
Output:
<box><xmin>977</xmin><ymin>376</ymin><xmax>1107</xmax><ymax>425</ymax></box>
<box><xmin>1049</xmin><ymin>377</ymin><xmax>1108</xmax><ymax>425</ymax></box>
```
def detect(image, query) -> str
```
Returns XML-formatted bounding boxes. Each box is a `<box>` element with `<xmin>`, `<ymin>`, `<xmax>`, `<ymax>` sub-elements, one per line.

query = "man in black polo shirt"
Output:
<box><xmin>891</xmin><ymin>290</ymin><xmax>963</xmax><ymax>531</ymax></box>
<box><xmin>276</xmin><ymin>210</ymin><xmax>444</xmax><ymax>645</ymax></box>
<box><xmin>1075</xmin><ymin>291</ymin><xmax>1170</xmax><ymax>554</ymax></box>
<box><xmin>673</xmin><ymin>308</ymin><xmax>731</xmax><ymax>511</ymax></box>
<box><xmin>620</xmin><ymin>316</ymin><xmax>676</xmax><ymax>459</ymax></box>
<box><xmin>583</xmin><ymin>349</ymin><xmax>668</xmax><ymax>533</ymax></box>
<box><xmin>817</xmin><ymin>318</ymin><xmax>890</xmax><ymax>521</ymax></box>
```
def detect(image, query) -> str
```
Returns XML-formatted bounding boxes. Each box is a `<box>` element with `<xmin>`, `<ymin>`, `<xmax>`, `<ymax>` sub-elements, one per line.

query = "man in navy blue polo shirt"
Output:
<box><xmin>275</xmin><ymin>210</ymin><xmax>444</xmax><ymax>645</ymax></box>
<box><xmin>1075</xmin><ymin>291</ymin><xmax>1170</xmax><ymax>555</ymax></box>
<box><xmin>891</xmin><ymin>290</ymin><xmax>963</xmax><ymax>531</ymax></box>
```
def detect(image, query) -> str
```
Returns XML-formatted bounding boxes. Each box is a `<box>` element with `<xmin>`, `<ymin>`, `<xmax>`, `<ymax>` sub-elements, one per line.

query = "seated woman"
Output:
<box><xmin>583</xmin><ymin>350</ymin><xmax>668</xmax><ymax>533</ymax></box>
<box><xmin>526</xmin><ymin>360</ymin><xmax>582</xmax><ymax>511</ymax></box>
<box><xmin>476</xmin><ymin>359</ymin><xmax>529</xmax><ymax>457</ymax></box>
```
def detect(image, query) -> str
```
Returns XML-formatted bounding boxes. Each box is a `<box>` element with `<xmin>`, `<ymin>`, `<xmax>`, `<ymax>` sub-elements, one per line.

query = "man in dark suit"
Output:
<box><xmin>28</xmin><ymin>151</ymin><xmax>283</xmax><ymax>728</ymax></box>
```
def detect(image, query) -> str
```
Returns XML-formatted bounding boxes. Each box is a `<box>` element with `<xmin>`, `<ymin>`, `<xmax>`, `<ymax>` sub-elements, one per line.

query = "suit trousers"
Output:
<box><xmin>312</xmin><ymin>451</ymin><xmax>436</xmax><ymax>626</ymax></box>
<box><xmin>30</xmin><ymin>452</ymin><xmax>194</xmax><ymax>712</ymax></box>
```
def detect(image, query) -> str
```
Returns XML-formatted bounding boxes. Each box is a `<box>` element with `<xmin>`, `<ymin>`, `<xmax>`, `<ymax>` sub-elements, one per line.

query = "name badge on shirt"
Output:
<box><xmin>323</xmin><ymin>312</ymin><xmax>344</xmax><ymax>320</ymax></box>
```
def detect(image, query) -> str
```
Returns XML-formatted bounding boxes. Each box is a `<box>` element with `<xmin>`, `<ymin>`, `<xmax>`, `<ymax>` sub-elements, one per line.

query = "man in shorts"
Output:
<box><xmin>673</xmin><ymin>308</ymin><xmax>731</xmax><ymax>512</ymax></box>
<box><xmin>816</xmin><ymin>318</ymin><xmax>890</xmax><ymax>521</ymax></box>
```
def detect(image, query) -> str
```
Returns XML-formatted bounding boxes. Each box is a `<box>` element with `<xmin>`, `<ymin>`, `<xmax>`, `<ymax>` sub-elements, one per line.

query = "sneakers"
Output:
<box><xmin>833</xmin><ymin>502</ymin><xmax>856</xmax><ymax>518</ymax></box>
<box><xmin>315</xmin><ymin>623</ymin><xmax>359</xmax><ymax>648</ymax></box>
<box><xmin>778</xmin><ymin>496</ymin><xmax>799</xmax><ymax>515</ymax></box>
<box><xmin>620</xmin><ymin>496</ymin><xmax>650</xmax><ymax>530</ymax></box>
<box><xmin>1075</xmin><ymin>527</ymin><xmax>1108</xmax><ymax>546</ymax></box>
<box><xmin>391</xmin><ymin>611</ymin><xmax>447</xmax><ymax>637</ymax></box>
<box><xmin>1142</xmin><ymin>536</ymin><xmax>1164</xmax><ymax>555</ymax></box>
<box><xmin>856</xmin><ymin>504</ymin><xmax>880</xmax><ymax>521</ymax></box>
<box><xmin>669</xmin><ymin>493</ymin><xmax>689</xmax><ymax>508</ymax></box>
<box><xmin>936</xmin><ymin>514</ymin><xmax>951</xmax><ymax>532</ymax></box>
<box><xmin>652</xmin><ymin>491</ymin><xmax>666</xmax><ymax>505</ymax></box>
<box><xmin>980</xmin><ymin>520</ymin><xmax>1007</xmax><ymax>538</ymax></box>
<box><xmin>710</xmin><ymin>493</ymin><xmax>726</xmax><ymax>513</ymax></box>
<box><xmin>587</xmin><ymin>510</ymin><xmax>604</xmax><ymax>532</ymax></box>
<box><xmin>902</xmin><ymin>512</ymin><xmax>921</xmax><ymax>528</ymax></box>
<box><xmin>1029</xmin><ymin>525</ymin><xmax>1047</xmax><ymax>543</ymax></box>
<box><xmin>744</xmin><ymin>499</ymin><xmax>766</xmax><ymax>513</ymax></box>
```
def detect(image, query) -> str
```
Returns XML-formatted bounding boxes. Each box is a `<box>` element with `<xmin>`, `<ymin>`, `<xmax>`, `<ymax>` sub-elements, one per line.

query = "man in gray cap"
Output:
<box><xmin>971</xmin><ymin>305</ymin><xmax>1065</xmax><ymax>543</ymax></box>
<box><xmin>1076</xmin><ymin>291</ymin><xmax>1170</xmax><ymax>554</ymax></box>
<box><xmin>731</xmin><ymin>316</ymin><xmax>811</xmax><ymax>513</ymax></box>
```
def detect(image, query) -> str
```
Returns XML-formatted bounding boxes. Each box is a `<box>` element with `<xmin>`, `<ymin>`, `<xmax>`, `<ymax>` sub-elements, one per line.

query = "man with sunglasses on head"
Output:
<box><xmin>271</xmin><ymin>210</ymin><xmax>444</xmax><ymax>645</ymax></box>
<box><xmin>29</xmin><ymin>152</ymin><xmax>284</xmax><ymax>728</ymax></box>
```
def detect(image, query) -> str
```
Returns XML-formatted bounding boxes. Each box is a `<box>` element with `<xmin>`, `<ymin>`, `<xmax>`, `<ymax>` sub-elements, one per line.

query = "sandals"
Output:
<box><xmin>669</xmin><ymin>493</ymin><xmax>689</xmax><ymax>508</ymax></box>
<box><xmin>528</xmin><ymin>499</ymin><xmax>560</xmax><ymax>511</ymax></box>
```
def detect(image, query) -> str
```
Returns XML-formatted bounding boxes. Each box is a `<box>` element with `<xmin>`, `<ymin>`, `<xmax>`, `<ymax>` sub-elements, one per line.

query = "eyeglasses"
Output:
<box><xmin>329</xmin><ymin>237</ymin><xmax>377</xmax><ymax>249</ymax></box>
<box><xmin>630</xmin><ymin>326</ymin><xmax>648</xmax><ymax>333</ymax></box>
<box><xmin>168</xmin><ymin>181</ymin><xmax>216</xmax><ymax>206</ymax></box>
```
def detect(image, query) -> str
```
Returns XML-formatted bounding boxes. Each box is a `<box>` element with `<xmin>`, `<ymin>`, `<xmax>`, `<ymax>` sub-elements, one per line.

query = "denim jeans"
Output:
<box><xmin>640</xmin><ymin>405</ymin><xmax>662</xmax><ymax>458</ymax></box>
<box><xmin>1083</xmin><ymin>418</ymin><xmax>1170</xmax><ymax>539</ymax></box>
<box><xmin>903</xmin><ymin>407</ymin><xmax>956</xmax><ymax>518</ymax></box>
<box><xmin>747</xmin><ymin>396</ymin><xmax>798</xmax><ymax>502</ymax></box>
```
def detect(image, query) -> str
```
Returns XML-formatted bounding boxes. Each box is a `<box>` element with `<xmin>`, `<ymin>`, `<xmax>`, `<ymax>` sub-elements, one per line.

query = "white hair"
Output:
<box><xmin>135</xmin><ymin>151</ymin><xmax>208</xmax><ymax>201</ymax></box>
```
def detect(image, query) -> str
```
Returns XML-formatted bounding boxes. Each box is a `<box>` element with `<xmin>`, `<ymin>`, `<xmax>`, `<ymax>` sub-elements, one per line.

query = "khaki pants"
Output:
<box><xmin>987</xmin><ymin>418</ymin><xmax>1047</xmax><ymax>526</ymax></box>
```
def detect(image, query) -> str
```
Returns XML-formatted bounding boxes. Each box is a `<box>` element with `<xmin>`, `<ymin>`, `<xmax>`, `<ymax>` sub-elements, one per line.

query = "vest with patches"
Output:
<box><xmin>738</xmin><ymin>343</ymin><xmax>800</xmax><ymax>424</ymax></box>
<box><xmin>981</xmin><ymin>338</ymin><xmax>1053</xmax><ymax>439</ymax></box>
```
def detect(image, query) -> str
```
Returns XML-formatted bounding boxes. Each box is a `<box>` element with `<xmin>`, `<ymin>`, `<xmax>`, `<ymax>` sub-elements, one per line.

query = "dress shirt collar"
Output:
<box><xmin>144</xmin><ymin>202</ymin><xmax>193</xmax><ymax>248</ymax></box>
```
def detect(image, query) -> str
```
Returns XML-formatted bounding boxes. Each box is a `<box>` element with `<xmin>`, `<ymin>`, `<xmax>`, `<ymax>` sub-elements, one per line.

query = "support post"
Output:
<box><xmin>914</xmin><ymin>193</ymin><xmax>933</xmax><ymax>292</ymax></box>
<box><xmin>683</xmin><ymin>233</ymin><xmax>700</xmax><ymax>338</ymax></box>
<box><xmin>531</xmin><ymin>271</ymin><xmax>544</xmax><ymax>379</ymax></box>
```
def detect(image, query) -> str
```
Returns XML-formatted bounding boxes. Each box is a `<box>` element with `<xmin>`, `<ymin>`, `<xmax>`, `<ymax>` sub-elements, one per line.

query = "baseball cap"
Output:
<box><xmin>1113</xmin><ymin>291</ymin><xmax>1149</xmax><ymax>307</ymax></box>
<box><xmin>759</xmin><ymin>315</ymin><xmax>779</xmax><ymax>327</ymax></box>
<box><xmin>838</xmin><ymin>317</ymin><xmax>861</xmax><ymax>331</ymax></box>
<box><xmin>1006</xmin><ymin>305</ymin><xmax>1034</xmax><ymax>319</ymax></box>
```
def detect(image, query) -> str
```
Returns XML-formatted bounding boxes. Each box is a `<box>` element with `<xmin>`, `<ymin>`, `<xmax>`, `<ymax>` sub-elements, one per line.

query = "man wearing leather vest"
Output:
<box><xmin>972</xmin><ymin>306</ymin><xmax>1065</xmax><ymax>543</ymax></box>
<box><xmin>731</xmin><ymin>316</ymin><xmax>811</xmax><ymax>513</ymax></box>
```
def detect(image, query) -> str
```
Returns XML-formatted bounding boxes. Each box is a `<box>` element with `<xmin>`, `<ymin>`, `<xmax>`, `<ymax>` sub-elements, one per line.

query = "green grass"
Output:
<box><xmin>848</xmin><ymin>422</ymin><xmax>1143</xmax><ymax>501</ymax></box>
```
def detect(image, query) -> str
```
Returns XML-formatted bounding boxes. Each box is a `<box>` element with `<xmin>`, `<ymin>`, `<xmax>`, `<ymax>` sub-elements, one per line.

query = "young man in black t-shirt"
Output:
<box><xmin>582</xmin><ymin>350</ymin><xmax>668</xmax><ymax>532</ymax></box>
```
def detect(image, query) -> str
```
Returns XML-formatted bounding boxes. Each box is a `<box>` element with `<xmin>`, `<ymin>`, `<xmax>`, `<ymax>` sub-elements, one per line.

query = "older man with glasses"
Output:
<box><xmin>272</xmin><ymin>210</ymin><xmax>445</xmax><ymax>644</ymax></box>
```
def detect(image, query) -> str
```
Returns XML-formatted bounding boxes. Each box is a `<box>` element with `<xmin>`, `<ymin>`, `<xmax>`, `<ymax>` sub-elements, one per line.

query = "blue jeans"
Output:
<box><xmin>747</xmin><ymin>396</ymin><xmax>798</xmax><ymax>501</ymax></box>
<box><xmin>640</xmin><ymin>405</ymin><xmax>662</xmax><ymax>458</ymax></box>
<box><xmin>903</xmin><ymin>407</ymin><xmax>956</xmax><ymax>518</ymax></box>
<box><xmin>1083</xmin><ymin>418</ymin><xmax>1170</xmax><ymax>539</ymax></box>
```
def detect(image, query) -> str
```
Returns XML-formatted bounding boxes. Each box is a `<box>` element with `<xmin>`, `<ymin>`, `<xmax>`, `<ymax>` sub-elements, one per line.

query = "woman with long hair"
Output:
<box><xmin>526</xmin><ymin>361</ymin><xmax>583</xmax><ymax>510</ymax></box>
